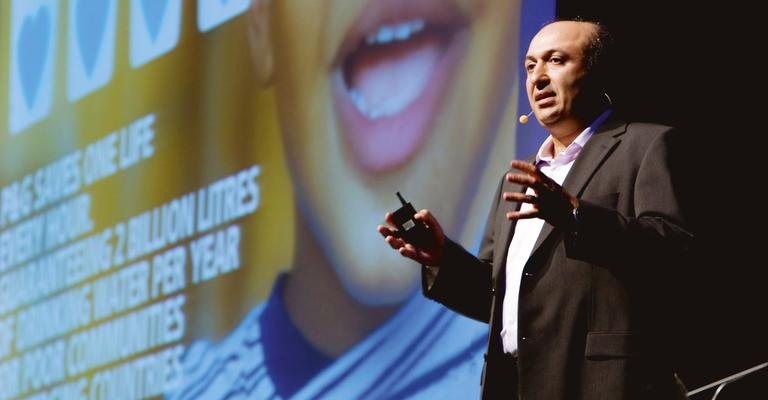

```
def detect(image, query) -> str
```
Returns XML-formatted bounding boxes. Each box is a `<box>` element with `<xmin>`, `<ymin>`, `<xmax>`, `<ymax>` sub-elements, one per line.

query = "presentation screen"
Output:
<box><xmin>0</xmin><ymin>0</ymin><xmax>553</xmax><ymax>399</ymax></box>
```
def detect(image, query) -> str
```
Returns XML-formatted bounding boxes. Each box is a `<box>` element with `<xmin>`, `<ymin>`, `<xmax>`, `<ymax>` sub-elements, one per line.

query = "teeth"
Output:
<box><xmin>349</xmin><ymin>89</ymin><xmax>369</xmax><ymax>116</ymax></box>
<box><xmin>349</xmin><ymin>89</ymin><xmax>404</xmax><ymax>120</ymax></box>
<box><xmin>350</xmin><ymin>19</ymin><xmax>430</xmax><ymax>120</ymax></box>
<box><xmin>365</xmin><ymin>19</ymin><xmax>426</xmax><ymax>46</ymax></box>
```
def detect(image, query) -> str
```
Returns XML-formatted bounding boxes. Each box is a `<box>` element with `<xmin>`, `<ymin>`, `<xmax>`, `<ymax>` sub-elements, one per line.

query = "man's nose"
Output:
<box><xmin>528</xmin><ymin>65</ymin><xmax>549</xmax><ymax>89</ymax></box>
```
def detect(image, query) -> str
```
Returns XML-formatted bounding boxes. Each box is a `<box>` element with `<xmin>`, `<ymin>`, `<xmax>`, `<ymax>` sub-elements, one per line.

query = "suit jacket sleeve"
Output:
<box><xmin>420</xmin><ymin>174</ymin><xmax>507</xmax><ymax>323</ymax></box>
<box><xmin>564</xmin><ymin>127</ymin><xmax>693</xmax><ymax>275</ymax></box>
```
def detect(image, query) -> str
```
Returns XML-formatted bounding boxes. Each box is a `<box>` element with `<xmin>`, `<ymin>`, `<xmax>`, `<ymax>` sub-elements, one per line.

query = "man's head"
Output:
<box><xmin>525</xmin><ymin>20</ymin><xmax>611</xmax><ymax>135</ymax></box>
<box><xmin>249</xmin><ymin>0</ymin><xmax>522</xmax><ymax>305</ymax></box>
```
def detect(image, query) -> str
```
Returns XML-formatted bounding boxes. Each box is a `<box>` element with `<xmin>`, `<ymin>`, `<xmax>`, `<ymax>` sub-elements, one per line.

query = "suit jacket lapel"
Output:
<box><xmin>528</xmin><ymin>119</ymin><xmax>628</xmax><ymax>255</ymax></box>
<box><xmin>494</xmin><ymin>180</ymin><xmax>524</xmax><ymax>277</ymax></box>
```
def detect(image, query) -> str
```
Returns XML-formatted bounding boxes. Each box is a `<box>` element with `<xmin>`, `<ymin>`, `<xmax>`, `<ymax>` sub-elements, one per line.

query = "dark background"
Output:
<box><xmin>556</xmin><ymin>0</ymin><xmax>766</xmax><ymax>397</ymax></box>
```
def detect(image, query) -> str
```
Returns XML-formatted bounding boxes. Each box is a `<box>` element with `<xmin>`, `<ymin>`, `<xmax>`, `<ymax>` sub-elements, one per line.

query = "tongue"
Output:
<box><xmin>347</xmin><ymin>35</ymin><xmax>443</xmax><ymax>118</ymax></box>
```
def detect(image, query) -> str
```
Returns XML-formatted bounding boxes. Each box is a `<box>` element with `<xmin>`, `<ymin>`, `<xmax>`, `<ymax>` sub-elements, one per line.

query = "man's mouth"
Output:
<box><xmin>332</xmin><ymin>0</ymin><xmax>468</xmax><ymax>173</ymax></box>
<box><xmin>534</xmin><ymin>91</ymin><xmax>555</xmax><ymax>107</ymax></box>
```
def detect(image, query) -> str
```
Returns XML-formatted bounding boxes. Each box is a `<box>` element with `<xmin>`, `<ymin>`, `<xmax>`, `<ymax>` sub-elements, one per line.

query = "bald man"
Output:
<box><xmin>380</xmin><ymin>20</ymin><xmax>692</xmax><ymax>399</ymax></box>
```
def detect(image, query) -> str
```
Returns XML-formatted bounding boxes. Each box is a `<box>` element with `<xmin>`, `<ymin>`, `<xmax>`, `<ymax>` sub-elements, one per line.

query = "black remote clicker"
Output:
<box><xmin>391</xmin><ymin>192</ymin><xmax>434</xmax><ymax>248</ymax></box>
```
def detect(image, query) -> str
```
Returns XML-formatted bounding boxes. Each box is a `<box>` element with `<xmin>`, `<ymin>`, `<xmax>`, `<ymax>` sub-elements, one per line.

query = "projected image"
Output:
<box><xmin>173</xmin><ymin>0</ymin><xmax>521</xmax><ymax>399</ymax></box>
<box><xmin>8</xmin><ymin>0</ymin><xmax>59</xmax><ymax>135</ymax></box>
<box><xmin>0</xmin><ymin>0</ymin><xmax>552</xmax><ymax>399</ymax></box>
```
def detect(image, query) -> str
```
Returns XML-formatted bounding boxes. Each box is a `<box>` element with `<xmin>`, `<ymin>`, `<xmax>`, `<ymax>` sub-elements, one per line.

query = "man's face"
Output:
<box><xmin>524</xmin><ymin>21</ymin><xmax>595</xmax><ymax>129</ymax></box>
<box><xmin>267</xmin><ymin>0</ymin><xmax>520</xmax><ymax>305</ymax></box>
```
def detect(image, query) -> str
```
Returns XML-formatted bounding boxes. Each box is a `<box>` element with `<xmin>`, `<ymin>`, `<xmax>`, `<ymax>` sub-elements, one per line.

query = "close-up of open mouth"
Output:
<box><xmin>332</xmin><ymin>0</ymin><xmax>469</xmax><ymax>173</ymax></box>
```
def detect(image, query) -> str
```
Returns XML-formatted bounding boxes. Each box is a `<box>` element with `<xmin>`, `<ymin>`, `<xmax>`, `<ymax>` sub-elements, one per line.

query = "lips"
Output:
<box><xmin>534</xmin><ymin>91</ymin><xmax>555</xmax><ymax>106</ymax></box>
<box><xmin>332</xmin><ymin>0</ymin><xmax>468</xmax><ymax>173</ymax></box>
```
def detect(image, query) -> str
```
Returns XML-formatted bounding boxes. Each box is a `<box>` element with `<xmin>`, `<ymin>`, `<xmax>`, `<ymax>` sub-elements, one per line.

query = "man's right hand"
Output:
<box><xmin>377</xmin><ymin>209</ymin><xmax>446</xmax><ymax>266</ymax></box>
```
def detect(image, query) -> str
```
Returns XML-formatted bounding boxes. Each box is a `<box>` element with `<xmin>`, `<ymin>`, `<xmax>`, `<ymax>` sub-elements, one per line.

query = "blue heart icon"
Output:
<box><xmin>75</xmin><ymin>0</ymin><xmax>109</xmax><ymax>77</ymax></box>
<box><xmin>140</xmin><ymin>0</ymin><xmax>169</xmax><ymax>42</ymax></box>
<box><xmin>17</xmin><ymin>7</ymin><xmax>51</xmax><ymax>109</ymax></box>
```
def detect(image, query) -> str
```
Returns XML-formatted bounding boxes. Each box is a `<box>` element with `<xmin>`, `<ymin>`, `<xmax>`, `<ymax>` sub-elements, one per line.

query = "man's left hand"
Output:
<box><xmin>503</xmin><ymin>160</ymin><xmax>579</xmax><ymax>228</ymax></box>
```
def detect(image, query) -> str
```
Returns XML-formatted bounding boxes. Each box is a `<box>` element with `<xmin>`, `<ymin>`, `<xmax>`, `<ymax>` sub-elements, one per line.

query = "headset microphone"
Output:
<box><xmin>518</xmin><ymin>111</ymin><xmax>534</xmax><ymax>124</ymax></box>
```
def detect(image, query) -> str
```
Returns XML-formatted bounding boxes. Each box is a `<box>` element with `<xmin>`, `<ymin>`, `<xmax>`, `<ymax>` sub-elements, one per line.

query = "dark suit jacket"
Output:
<box><xmin>424</xmin><ymin>119</ymin><xmax>693</xmax><ymax>399</ymax></box>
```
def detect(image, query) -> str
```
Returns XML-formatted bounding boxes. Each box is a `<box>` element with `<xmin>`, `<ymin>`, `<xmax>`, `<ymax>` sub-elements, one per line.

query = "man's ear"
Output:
<box><xmin>247</xmin><ymin>0</ymin><xmax>273</xmax><ymax>87</ymax></box>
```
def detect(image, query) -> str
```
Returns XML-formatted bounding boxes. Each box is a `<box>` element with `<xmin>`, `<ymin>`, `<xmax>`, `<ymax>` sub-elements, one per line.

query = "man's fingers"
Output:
<box><xmin>508</xmin><ymin>164</ymin><xmax>562</xmax><ymax>195</ymax></box>
<box><xmin>510</xmin><ymin>159</ymin><xmax>558</xmax><ymax>186</ymax></box>
<box><xmin>385</xmin><ymin>235</ymin><xmax>406</xmax><ymax>250</ymax></box>
<box><xmin>414</xmin><ymin>209</ymin><xmax>445</xmax><ymax>239</ymax></box>
<box><xmin>395</xmin><ymin>237</ymin><xmax>440</xmax><ymax>264</ymax></box>
<box><xmin>510</xmin><ymin>160</ymin><xmax>538</xmax><ymax>175</ymax></box>
<box><xmin>506</xmin><ymin>172</ymin><xmax>537</xmax><ymax>186</ymax></box>
<box><xmin>506</xmin><ymin>209</ymin><xmax>539</xmax><ymax>220</ymax></box>
<box><xmin>511</xmin><ymin>159</ymin><xmax>549</xmax><ymax>187</ymax></box>
<box><xmin>379</xmin><ymin>209</ymin><xmax>445</xmax><ymax>265</ymax></box>
<box><xmin>377</xmin><ymin>224</ymin><xmax>395</xmax><ymax>237</ymax></box>
<box><xmin>414</xmin><ymin>209</ymin><xmax>435</xmax><ymax>225</ymax></box>
<box><xmin>503</xmin><ymin>191</ymin><xmax>537</xmax><ymax>204</ymax></box>
<box><xmin>384</xmin><ymin>212</ymin><xmax>396</xmax><ymax>227</ymax></box>
<box><xmin>399</xmin><ymin>243</ymin><xmax>419</xmax><ymax>259</ymax></box>
<box><xmin>380</xmin><ymin>224</ymin><xmax>407</xmax><ymax>250</ymax></box>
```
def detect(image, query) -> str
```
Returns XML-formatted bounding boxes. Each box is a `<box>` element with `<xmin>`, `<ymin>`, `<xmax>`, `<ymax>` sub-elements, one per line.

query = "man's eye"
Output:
<box><xmin>525</xmin><ymin>63</ymin><xmax>535</xmax><ymax>72</ymax></box>
<box><xmin>550</xmin><ymin>57</ymin><xmax>563</xmax><ymax>64</ymax></box>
